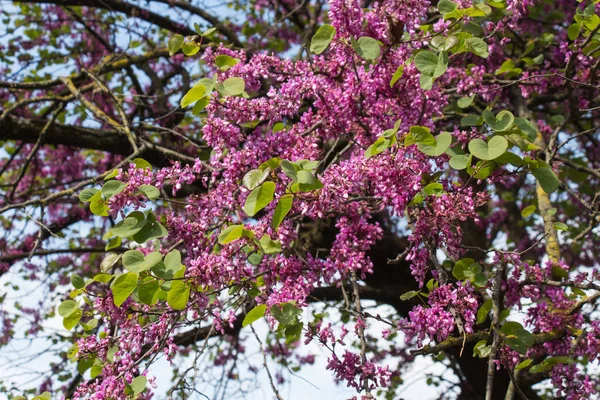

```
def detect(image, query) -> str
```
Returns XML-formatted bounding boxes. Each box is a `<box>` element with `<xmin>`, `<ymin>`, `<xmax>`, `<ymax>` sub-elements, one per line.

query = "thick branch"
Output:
<box><xmin>0</xmin><ymin>116</ymin><xmax>192</xmax><ymax>167</ymax></box>
<box><xmin>16</xmin><ymin>0</ymin><xmax>197</xmax><ymax>36</ymax></box>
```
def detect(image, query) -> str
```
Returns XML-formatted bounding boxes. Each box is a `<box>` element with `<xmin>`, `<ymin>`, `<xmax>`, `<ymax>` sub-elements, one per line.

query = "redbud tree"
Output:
<box><xmin>1</xmin><ymin>0</ymin><xmax>600</xmax><ymax>399</ymax></box>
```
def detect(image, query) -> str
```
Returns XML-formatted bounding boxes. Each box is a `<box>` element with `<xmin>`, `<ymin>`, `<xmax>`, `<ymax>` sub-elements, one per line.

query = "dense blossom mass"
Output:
<box><xmin>1</xmin><ymin>0</ymin><xmax>600</xmax><ymax>399</ymax></box>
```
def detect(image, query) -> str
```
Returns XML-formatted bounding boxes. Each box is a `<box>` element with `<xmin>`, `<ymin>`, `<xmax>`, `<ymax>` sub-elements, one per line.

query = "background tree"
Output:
<box><xmin>1</xmin><ymin>0</ymin><xmax>600</xmax><ymax>399</ymax></box>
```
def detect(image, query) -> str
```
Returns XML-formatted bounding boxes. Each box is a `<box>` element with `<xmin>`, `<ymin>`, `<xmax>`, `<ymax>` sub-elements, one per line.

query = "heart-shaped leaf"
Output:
<box><xmin>449</xmin><ymin>154</ymin><xmax>472</xmax><ymax>170</ymax></box>
<box><xmin>482</xmin><ymin>109</ymin><xmax>515</xmax><ymax>132</ymax></box>
<box><xmin>468</xmin><ymin>136</ymin><xmax>508</xmax><ymax>160</ymax></box>
<box><xmin>457</xmin><ymin>95</ymin><xmax>475</xmax><ymax>109</ymax></box>
<box><xmin>353</xmin><ymin>36</ymin><xmax>381</xmax><ymax>60</ymax></box>
<box><xmin>310</xmin><ymin>24</ymin><xmax>336</xmax><ymax>54</ymax></box>
<box><xmin>220</xmin><ymin>77</ymin><xmax>245</xmax><ymax>96</ymax></box>
<box><xmin>418</xmin><ymin>131</ymin><xmax>453</xmax><ymax>156</ymax></box>
<box><xmin>243</xmin><ymin>168</ymin><xmax>270</xmax><ymax>190</ymax></box>
<box><xmin>168</xmin><ymin>34</ymin><xmax>184</xmax><ymax>55</ymax></box>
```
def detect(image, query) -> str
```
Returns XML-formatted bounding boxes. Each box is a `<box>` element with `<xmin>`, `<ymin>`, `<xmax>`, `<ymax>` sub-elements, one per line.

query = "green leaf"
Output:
<box><xmin>168</xmin><ymin>34</ymin><xmax>184</xmax><ymax>55</ymax></box>
<box><xmin>196</xmin><ymin>77</ymin><xmax>216</xmax><ymax>94</ymax></box>
<box><xmin>521</xmin><ymin>205</ymin><xmax>536</xmax><ymax>218</ymax></box>
<box><xmin>77</xmin><ymin>356</ymin><xmax>95</xmax><ymax>375</ymax></box>
<box><xmin>418</xmin><ymin>131</ymin><xmax>452</xmax><ymax>156</ymax></box>
<box><xmin>81</xmin><ymin>318</ymin><xmax>98</xmax><ymax>331</ymax></box>
<box><xmin>494</xmin><ymin>151</ymin><xmax>524</xmax><ymax>166</ymax></box>
<box><xmin>474</xmin><ymin>272</ymin><xmax>488</xmax><ymax>287</ymax></box>
<box><xmin>131</xmin><ymin>376</ymin><xmax>147</xmax><ymax>395</ymax></box>
<box><xmin>105</xmin><ymin>236</ymin><xmax>121</xmax><ymax>251</ymax></box>
<box><xmin>104</xmin><ymin>170</ymin><xmax>118</xmax><ymax>181</ymax></box>
<box><xmin>218</xmin><ymin>224</ymin><xmax>245</xmax><ymax>244</ymax></box>
<box><xmin>452</xmin><ymin>258</ymin><xmax>475</xmax><ymax>280</ymax></box>
<box><xmin>353</xmin><ymin>36</ymin><xmax>381</xmax><ymax>60</ymax></box>
<box><xmin>423</xmin><ymin>182</ymin><xmax>444</xmax><ymax>196</ymax></box>
<box><xmin>260</xmin><ymin>157</ymin><xmax>282</xmax><ymax>170</ymax></box>
<box><xmin>71</xmin><ymin>274</ymin><xmax>85</xmax><ymax>289</ymax></box>
<box><xmin>109</xmin><ymin>212</ymin><xmax>147</xmax><ymax>238</ymax></box>
<box><xmin>271</xmin><ymin>302</ymin><xmax>301</xmax><ymax>326</ymax></box>
<box><xmin>547</xmin><ymin>356</ymin><xmax>574</xmax><ymax>365</ymax></box>
<box><xmin>242</xmin><ymin>304</ymin><xmax>267</xmax><ymax>327</ymax></box>
<box><xmin>281</xmin><ymin>160</ymin><xmax>299</xmax><ymax>180</ymax></box>
<box><xmin>89</xmin><ymin>191</ymin><xmax>109</xmax><ymax>216</ymax></box>
<box><xmin>465</xmin><ymin>37</ymin><xmax>489</xmax><ymax>58</ymax></box>
<box><xmin>365</xmin><ymin>137</ymin><xmax>393</xmax><ymax>158</ymax></box>
<box><xmin>244</xmin><ymin>181</ymin><xmax>276</xmax><ymax>217</ymax></box>
<box><xmin>144</xmin><ymin>251</ymin><xmax>163</xmax><ymax>269</ymax></box>
<box><xmin>132</xmin><ymin>215</ymin><xmax>168</xmax><ymax>243</ymax></box>
<box><xmin>532</xmin><ymin>167</ymin><xmax>560</xmax><ymax>194</ymax></box>
<box><xmin>138</xmin><ymin>278</ymin><xmax>161</xmax><ymax>305</ymax></box>
<box><xmin>568</xmin><ymin>23</ymin><xmax>581</xmax><ymax>41</ymax></box>
<box><xmin>414</xmin><ymin>51</ymin><xmax>447</xmax><ymax>78</ymax></box>
<box><xmin>414</xmin><ymin>51</ymin><xmax>439</xmax><ymax>75</ymax></box>
<box><xmin>90</xmin><ymin>363</ymin><xmax>103</xmax><ymax>379</ymax></box>
<box><xmin>58</xmin><ymin>300</ymin><xmax>78</xmax><ymax>317</ymax></box>
<box><xmin>63</xmin><ymin>308</ymin><xmax>82</xmax><ymax>331</ymax></box>
<box><xmin>138</xmin><ymin>184</ymin><xmax>160</xmax><ymax>200</ymax></box>
<box><xmin>202</xmin><ymin>27</ymin><xmax>216</xmax><ymax>36</ymax></box>
<box><xmin>32</xmin><ymin>392</ymin><xmax>51</xmax><ymax>400</ymax></box>
<box><xmin>243</xmin><ymin>168</ymin><xmax>270</xmax><ymax>190</ymax></box>
<box><xmin>400</xmin><ymin>290</ymin><xmax>419</xmax><ymax>301</ymax></box>
<box><xmin>192</xmin><ymin>97</ymin><xmax>210</xmax><ymax>115</ymax></box>
<box><xmin>461</xmin><ymin>114</ymin><xmax>484</xmax><ymax>126</ymax></box>
<box><xmin>102</xmin><ymin>180</ymin><xmax>126</xmax><ymax>198</ymax></box>
<box><xmin>468</xmin><ymin>161</ymin><xmax>495</xmax><ymax>179</ymax></box>
<box><xmin>214</xmin><ymin>55</ymin><xmax>240</xmax><ymax>71</ymax></box>
<box><xmin>272</xmin><ymin>194</ymin><xmax>293</xmax><ymax>229</ymax></box>
<box><xmin>495</xmin><ymin>59</ymin><xmax>515</xmax><ymax>75</ymax></box>
<box><xmin>122</xmin><ymin>250</ymin><xmax>146</xmax><ymax>272</ymax></box>
<box><xmin>449</xmin><ymin>154</ymin><xmax>472</xmax><ymax>170</ymax></box>
<box><xmin>296</xmin><ymin>170</ymin><xmax>323</xmax><ymax>191</ymax></box>
<box><xmin>457</xmin><ymin>95</ymin><xmax>475</xmax><ymax>108</ymax></box>
<box><xmin>164</xmin><ymin>250</ymin><xmax>182</xmax><ymax>272</ymax></box>
<box><xmin>133</xmin><ymin>158</ymin><xmax>152</xmax><ymax>170</ymax></box>
<box><xmin>514</xmin><ymin>117</ymin><xmax>537</xmax><ymax>141</ymax></box>
<box><xmin>273</xmin><ymin>122</ymin><xmax>286</xmax><ymax>132</ymax></box>
<box><xmin>501</xmin><ymin>321</ymin><xmax>534</xmax><ymax>354</ymax></box>
<box><xmin>529</xmin><ymin>363</ymin><xmax>546</xmax><ymax>374</ymax></box>
<box><xmin>476</xmin><ymin>299</ymin><xmax>492</xmax><ymax>324</ymax></box>
<box><xmin>111</xmin><ymin>272</ymin><xmax>139</xmax><ymax>307</ymax></box>
<box><xmin>438</xmin><ymin>0</ymin><xmax>458</xmax><ymax>13</ymax></box>
<box><xmin>79</xmin><ymin>188</ymin><xmax>99</xmax><ymax>203</ymax></box>
<box><xmin>473</xmin><ymin>339</ymin><xmax>492</xmax><ymax>358</ymax></box>
<box><xmin>553</xmin><ymin>222</ymin><xmax>568</xmax><ymax>231</ymax></box>
<box><xmin>285</xmin><ymin>322</ymin><xmax>304</xmax><ymax>344</ymax></box>
<box><xmin>167</xmin><ymin>267</ymin><xmax>190</xmax><ymax>310</ymax></box>
<box><xmin>181</xmin><ymin>42</ymin><xmax>200</xmax><ymax>56</ymax></box>
<box><xmin>431</xmin><ymin>35</ymin><xmax>459</xmax><ymax>51</ymax></box>
<box><xmin>390</xmin><ymin>65</ymin><xmax>404</xmax><ymax>87</ymax></box>
<box><xmin>482</xmin><ymin>109</ymin><xmax>515</xmax><ymax>132</ymax></box>
<box><xmin>468</xmin><ymin>136</ymin><xmax>508</xmax><ymax>161</ymax></box>
<box><xmin>310</xmin><ymin>24</ymin><xmax>336</xmax><ymax>54</ymax></box>
<box><xmin>220</xmin><ymin>77</ymin><xmax>245</xmax><ymax>96</ymax></box>
<box><xmin>515</xmin><ymin>359</ymin><xmax>533</xmax><ymax>370</ymax></box>
<box><xmin>180</xmin><ymin>84</ymin><xmax>206</xmax><ymax>108</ymax></box>
<box><xmin>259</xmin><ymin>234</ymin><xmax>282</xmax><ymax>254</ymax></box>
<box><xmin>419</xmin><ymin>74</ymin><xmax>434</xmax><ymax>90</ymax></box>
<box><xmin>94</xmin><ymin>273</ymin><xmax>114</xmax><ymax>284</ymax></box>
